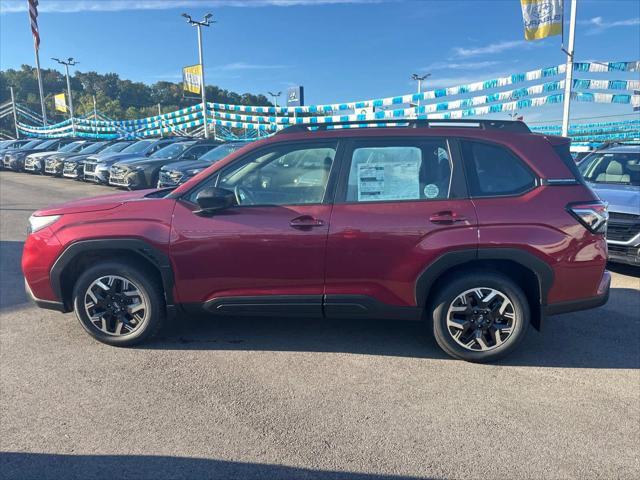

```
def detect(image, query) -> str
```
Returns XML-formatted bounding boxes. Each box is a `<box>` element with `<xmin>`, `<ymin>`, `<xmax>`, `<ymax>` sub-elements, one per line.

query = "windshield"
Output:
<box><xmin>579</xmin><ymin>151</ymin><xmax>640</xmax><ymax>186</ymax></box>
<box><xmin>101</xmin><ymin>141</ymin><xmax>133</xmax><ymax>154</ymax></box>
<box><xmin>199</xmin><ymin>143</ymin><xmax>243</xmax><ymax>162</ymax></box>
<box><xmin>151</xmin><ymin>141</ymin><xmax>196</xmax><ymax>159</ymax></box>
<box><xmin>21</xmin><ymin>140</ymin><xmax>43</xmax><ymax>149</ymax></box>
<box><xmin>121</xmin><ymin>140</ymin><xmax>155</xmax><ymax>154</ymax></box>
<box><xmin>57</xmin><ymin>141</ymin><xmax>83</xmax><ymax>152</ymax></box>
<box><xmin>78</xmin><ymin>141</ymin><xmax>108</xmax><ymax>154</ymax></box>
<box><xmin>34</xmin><ymin>139</ymin><xmax>60</xmax><ymax>150</ymax></box>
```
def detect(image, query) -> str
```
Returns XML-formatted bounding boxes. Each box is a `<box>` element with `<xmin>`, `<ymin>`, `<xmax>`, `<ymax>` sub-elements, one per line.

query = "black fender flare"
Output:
<box><xmin>50</xmin><ymin>238</ymin><xmax>175</xmax><ymax>308</ymax></box>
<box><xmin>415</xmin><ymin>247</ymin><xmax>554</xmax><ymax>309</ymax></box>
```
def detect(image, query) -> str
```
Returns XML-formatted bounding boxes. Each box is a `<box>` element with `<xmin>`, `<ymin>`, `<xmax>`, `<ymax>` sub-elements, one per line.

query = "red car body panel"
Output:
<box><xmin>22</xmin><ymin>125</ymin><xmax>609</xmax><ymax>325</ymax></box>
<box><xmin>324</xmin><ymin>199</ymin><xmax>478</xmax><ymax>307</ymax></box>
<box><xmin>170</xmin><ymin>200</ymin><xmax>331</xmax><ymax>305</ymax></box>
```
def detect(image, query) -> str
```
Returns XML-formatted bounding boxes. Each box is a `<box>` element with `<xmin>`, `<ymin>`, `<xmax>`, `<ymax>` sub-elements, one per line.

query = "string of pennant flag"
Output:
<box><xmin>15</xmin><ymin>61</ymin><xmax>640</xmax><ymax>141</ymax></box>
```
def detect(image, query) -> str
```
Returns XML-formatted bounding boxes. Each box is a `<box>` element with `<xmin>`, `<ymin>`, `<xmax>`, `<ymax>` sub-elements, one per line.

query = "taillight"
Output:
<box><xmin>567</xmin><ymin>201</ymin><xmax>608</xmax><ymax>234</ymax></box>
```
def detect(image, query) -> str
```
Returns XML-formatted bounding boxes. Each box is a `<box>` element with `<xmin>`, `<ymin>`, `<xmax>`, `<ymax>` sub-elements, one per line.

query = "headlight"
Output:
<box><xmin>185</xmin><ymin>169</ymin><xmax>202</xmax><ymax>176</ymax></box>
<box><xmin>28</xmin><ymin>214</ymin><xmax>61</xmax><ymax>234</ymax></box>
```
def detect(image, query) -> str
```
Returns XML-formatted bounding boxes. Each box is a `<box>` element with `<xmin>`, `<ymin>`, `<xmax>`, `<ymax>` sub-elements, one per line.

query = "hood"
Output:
<box><xmin>49</xmin><ymin>151</ymin><xmax>87</xmax><ymax>161</ymax></box>
<box><xmin>588</xmin><ymin>182</ymin><xmax>640</xmax><ymax>216</ymax></box>
<box><xmin>117</xmin><ymin>156</ymin><xmax>178</xmax><ymax>168</ymax></box>
<box><xmin>35</xmin><ymin>189</ymin><xmax>158</xmax><ymax>216</ymax></box>
<box><xmin>63</xmin><ymin>154</ymin><xmax>92</xmax><ymax>164</ymax></box>
<box><xmin>161</xmin><ymin>159</ymin><xmax>212</xmax><ymax>172</ymax></box>
<box><xmin>96</xmin><ymin>153</ymin><xmax>146</xmax><ymax>165</ymax></box>
<box><xmin>26</xmin><ymin>151</ymin><xmax>55</xmax><ymax>159</ymax></box>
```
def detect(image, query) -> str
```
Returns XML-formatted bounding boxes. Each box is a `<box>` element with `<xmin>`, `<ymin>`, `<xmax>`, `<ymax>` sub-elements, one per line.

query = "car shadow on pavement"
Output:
<box><xmin>0</xmin><ymin>241</ymin><xmax>28</xmax><ymax>311</ymax></box>
<box><xmin>148</xmin><ymin>286</ymin><xmax>640</xmax><ymax>370</ymax></box>
<box><xmin>0</xmin><ymin>452</ymin><xmax>430</xmax><ymax>480</ymax></box>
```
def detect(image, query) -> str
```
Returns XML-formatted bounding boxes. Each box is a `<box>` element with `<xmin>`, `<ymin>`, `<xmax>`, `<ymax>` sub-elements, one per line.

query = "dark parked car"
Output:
<box><xmin>578</xmin><ymin>144</ymin><xmax>640</xmax><ymax>266</ymax></box>
<box><xmin>0</xmin><ymin>139</ymin><xmax>34</xmax><ymax>170</ymax></box>
<box><xmin>83</xmin><ymin>137</ymin><xmax>188</xmax><ymax>184</ymax></box>
<box><xmin>23</xmin><ymin>119</ymin><xmax>610</xmax><ymax>362</ymax></box>
<box><xmin>44</xmin><ymin>141</ymin><xmax>98</xmax><ymax>177</ymax></box>
<box><xmin>3</xmin><ymin>137</ymin><xmax>81</xmax><ymax>172</ymax></box>
<box><xmin>24</xmin><ymin>139</ymin><xmax>87</xmax><ymax>174</ymax></box>
<box><xmin>3</xmin><ymin>138</ymin><xmax>49</xmax><ymax>171</ymax></box>
<box><xmin>158</xmin><ymin>142</ymin><xmax>245</xmax><ymax>188</ymax></box>
<box><xmin>109</xmin><ymin>140</ymin><xmax>221</xmax><ymax>190</ymax></box>
<box><xmin>62</xmin><ymin>141</ymin><xmax>120</xmax><ymax>179</ymax></box>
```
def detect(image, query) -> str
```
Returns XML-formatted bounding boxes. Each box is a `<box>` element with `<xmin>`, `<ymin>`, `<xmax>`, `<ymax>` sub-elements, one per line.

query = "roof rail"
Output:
<box><xmin>276</xmin><ymin>118</ymin><xmax>531</xmax><ymax>135</ymax></box>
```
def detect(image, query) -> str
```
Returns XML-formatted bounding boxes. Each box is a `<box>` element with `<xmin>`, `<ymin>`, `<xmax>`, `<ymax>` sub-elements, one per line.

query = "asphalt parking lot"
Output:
<box><xmin>0</xmin><ymin>171</ymin><xmax>638</xmax><ymax>480</ymax></box>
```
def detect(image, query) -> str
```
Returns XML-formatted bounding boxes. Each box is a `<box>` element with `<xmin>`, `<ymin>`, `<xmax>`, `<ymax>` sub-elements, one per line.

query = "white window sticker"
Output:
<box><xmin>357</xmin><ymin>159</ymin><xmax>420</xmax><ymax>201</ymax></box>
<box><xmin>424</xmin><ymin>184</ymin><xmax>440</xmax><ymax>199</ymax></box>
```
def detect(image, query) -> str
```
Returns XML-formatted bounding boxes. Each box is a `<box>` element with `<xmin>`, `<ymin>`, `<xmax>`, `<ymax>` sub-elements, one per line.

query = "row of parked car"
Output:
<box><xmin>0</xmin><ymin>136</ymin><xmax>244</xmax><ymax>189</ymax></box>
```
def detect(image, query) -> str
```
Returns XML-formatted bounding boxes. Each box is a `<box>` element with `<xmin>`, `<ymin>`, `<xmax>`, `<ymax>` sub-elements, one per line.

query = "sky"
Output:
<box><xmin>1</xmin><ymin>0</ymin><xmax>639</xmax><ymax>124</ymax></box>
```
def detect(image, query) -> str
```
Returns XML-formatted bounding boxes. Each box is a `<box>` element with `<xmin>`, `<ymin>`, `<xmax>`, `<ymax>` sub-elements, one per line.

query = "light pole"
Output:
<box><xmin>411</xmin><ymin>73</ymin><xmax>430</xmax><ymax>109</ymax></box>
<box><xmin>182</xmin><ymin>12</ymin><xmax>214</xmax><ymax>139</ymax></box>
<box><xmin>268</xmin><ymin>91</ymin><xmax>281</xmax><ymax>131</ymax></box>
<box><xmin>52</xmin><ymin>57</ymin><xmax>78</xmax><ymax>136</ymax></box>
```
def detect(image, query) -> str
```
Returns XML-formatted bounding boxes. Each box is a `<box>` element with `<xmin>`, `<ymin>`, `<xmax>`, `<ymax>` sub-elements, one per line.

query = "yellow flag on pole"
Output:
<box><xmin>183</xmin><ymin>64</ymin><xmax>203</xmax><ymax>95</ymax></box>
<box><xmin>520</xmin><ymin>0</ymin><xmax>563</xmax><ymax>40</ymax></box>
<box><xmin>54</xmin><ymin>92</ymin><xmax>67</xmax><ymax>112</ymax></box>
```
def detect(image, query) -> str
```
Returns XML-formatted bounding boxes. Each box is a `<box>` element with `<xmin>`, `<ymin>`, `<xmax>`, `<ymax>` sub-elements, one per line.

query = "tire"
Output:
<box><xmin>430</xmin><ymin>270</ymin><xmax>530</xmax><ymax>363</ymax></box>
<box><xmin>72</xmin><ymin>261</ymin><xmax>165</xmax><ymax>346</ymax></box>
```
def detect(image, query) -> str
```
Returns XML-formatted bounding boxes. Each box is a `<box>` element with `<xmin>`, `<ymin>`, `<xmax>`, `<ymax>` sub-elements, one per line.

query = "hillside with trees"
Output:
<box><xmin>0</xmin><ymin>65</ymin><xmax>272</xmax><ymax>131</ymax></box>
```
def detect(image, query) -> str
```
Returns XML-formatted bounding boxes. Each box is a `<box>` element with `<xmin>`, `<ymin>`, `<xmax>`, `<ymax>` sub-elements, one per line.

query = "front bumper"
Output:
<box><xmin>24</xmin><ymin>158</ymin><xmax>43</xmax><ymax>173</ymax></box>
<box><xmin>545</xmin><ymin>270</ymin><xmax>611</xmax><ymax>316</ymax></box>
<box><xmin>62</xmin><ymin>163</ymin><xmax>83</xmax><ymax>179</ymax></box>
<box><xmin>607</xmin><ymin>244</ymin><xmax>640</xmax><ymax>266</ymax></box>
<box><xmin>158</xmin><ymin>170</ymin><xmax>189</xmax><ymax>188</ymax></box>
<box><xmin>84</xmin><ymin>163</ymin><xmax>109</xmax><ymax>183</ymax></box>
<box><xmin>109</xmin><ymin>169</ymin><xmax>144</xmax><ymax>189</ymax></box>
<box><xmin>24</xmin><ymin>279</ymin><xmax>66</xmax><ymax>312</ymax></box>
<box><xmin>44</xmin><ymin>161</ymin><xmax>64</xmax><ymax>176</ymax></box>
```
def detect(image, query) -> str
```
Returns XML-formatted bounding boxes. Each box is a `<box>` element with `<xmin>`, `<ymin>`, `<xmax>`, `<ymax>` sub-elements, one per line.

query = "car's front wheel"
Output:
<box><xmin>431</xmin><ymin>271</ymin><xmax>529</xmax><ymax>362</ymax></box>
<box><xmin>72</xmin><ymin>261</ymin><xmax>165</xmax><ymax>346</ymax></box>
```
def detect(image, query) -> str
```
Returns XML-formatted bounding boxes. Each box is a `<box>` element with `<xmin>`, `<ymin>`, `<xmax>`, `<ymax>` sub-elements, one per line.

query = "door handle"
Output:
<box><xmin>429</xmin><ymin>211</ymin><xmax>467</xmax><ymax>225</ymax></box>
<box><xmin>289</xmin><ymin>215</ymin><xmax>325</xmax><ymax>229</ymax></box>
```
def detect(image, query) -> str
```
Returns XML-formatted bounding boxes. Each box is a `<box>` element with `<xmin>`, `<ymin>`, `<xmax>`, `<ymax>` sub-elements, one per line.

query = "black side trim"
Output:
<box><xmin>545</xmin><ymin>290</ymin><xmax>609</xmax><ymax>316</ymax></box>
<box><xmin>50</xmin><ymin>238</ymin><xmax>175</xmax><ymax>309</ymax></box>
<box><xmin>415</xmin><ymin>249</ymin><xmax>477</xmax><ymax>307</ymax></box>
<box><xmin>203</xmin><ymin>295</ymin><xmax>323</xmax><ymax>318</ymax></box>
<box><xmin>25</xmin><ymin>279</ymin><xmax>67</xmax><ymax>312</ymax></box>
<box><xmin>415</xmin><ymin>247</ymin><xmax>554</xmax><ymax>309</ymax></box>
<box><xmin>323</xmin><ymin>295</ymin><xmax>422</xmax><ymax>321</ymax></box>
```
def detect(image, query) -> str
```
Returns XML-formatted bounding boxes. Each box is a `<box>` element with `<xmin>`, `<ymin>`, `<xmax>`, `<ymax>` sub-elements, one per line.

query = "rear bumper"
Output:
<box><xmin>544</xmin><ymin>270</ymin><xmax>611</xmax><ymax>316</ymax></box>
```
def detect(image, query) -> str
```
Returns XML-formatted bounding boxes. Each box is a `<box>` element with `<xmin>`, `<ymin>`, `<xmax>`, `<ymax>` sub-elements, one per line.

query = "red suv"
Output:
<box><xmin>22</xmin><ymin>120</ymin><xmax>610</xmax><ymax>362</ymax></box>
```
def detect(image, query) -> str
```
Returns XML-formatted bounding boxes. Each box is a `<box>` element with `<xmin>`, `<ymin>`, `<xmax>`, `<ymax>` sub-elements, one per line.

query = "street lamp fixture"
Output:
<box><xmin>52</xmin><ymin>57</ymin><xmax>79</xmax><ymax>135</ymax></box>
<box><xmin>182</xmin><ymin>12</ymin><xmax>215</xmax><ymax>139</ymax></box>
<box><xmin>411</xmin><ymin>73</ymin><xmax>431</xmax><ymax>109</ymax></box>
<box><xmin>268</xmin><ymin>91</ymin><xmax>282</xmax><ymax>131</ymax></box>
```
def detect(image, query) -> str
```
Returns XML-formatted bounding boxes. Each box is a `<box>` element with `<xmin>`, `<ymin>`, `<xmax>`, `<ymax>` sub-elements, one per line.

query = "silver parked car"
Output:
<box><xmin>579</xmin><ymin>144</ymin><xmax>640</xmax><ymax>266</ymax></box>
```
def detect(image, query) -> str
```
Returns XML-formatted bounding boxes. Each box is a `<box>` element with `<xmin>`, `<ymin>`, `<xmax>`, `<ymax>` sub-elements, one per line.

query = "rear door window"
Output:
<box><xmin>344</xmin><ymin>139</ymin><xmax>452</xmax><ymax>202</ymax></box>
<box><xmin>461</xmin><ymin>141</ymin><xmax>536</xmax><ymax>197</ymax></box>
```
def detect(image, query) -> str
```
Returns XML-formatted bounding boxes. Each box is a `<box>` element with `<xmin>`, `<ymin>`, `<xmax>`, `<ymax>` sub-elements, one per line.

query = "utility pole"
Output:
<box><xmin>10</xmin><ymin>87</ymin><xmax>19</xmax><ymax>139</ymax></box>
<box><xmin>93</xmin><ymin>95</ymin><xmax>98</xmax><ymax>137</ymax></box>
<box><xmin>268</xmin><ymin>91</ymin><xmax>282</xmax><ymax>132</ymax></box>
<box><xmin>561</xmin><ymin>0</ymin><xmax>578</xmax><ymax>137</ymax></box>
<box><xmin>182</xmin><ymin>13</ymin><xmax>214</xmax><ymax>139</ymax></box>
<box><xmin>52</xmin><ymin>57</ymin><xmax>78</xmax><ymax>136</ymax></box>
<box><xmin>158</xmin><ymin>103</ymin><xmax>164</xmax><ymax>138</ymax></box>
<box><xmin>411</xmin><ymin>73</ymin><xmax>430</xmax><ymax>109</ymax></box>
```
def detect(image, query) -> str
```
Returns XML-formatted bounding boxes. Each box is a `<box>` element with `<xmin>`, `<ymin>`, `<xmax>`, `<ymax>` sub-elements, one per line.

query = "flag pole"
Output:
<box><xmin>561</xmin><ymin>0</ymin><xmax>578</xmax><ymax>137</ymax></box>
<box><xmin>33</xmin><ymin>38</ymin><xmax>48</xmax><ymax>126</ymax></box>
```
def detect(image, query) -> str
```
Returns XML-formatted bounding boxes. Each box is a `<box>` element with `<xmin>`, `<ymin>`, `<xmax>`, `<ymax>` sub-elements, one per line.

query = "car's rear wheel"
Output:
<box><xmin>431</xmin><ymin>271</ymin><xmax>529</xmax><ymax>362</ymax></box>
<box><xmin>72</xmin><ymin>261</ymin><xmax>165</xmax><ymax>346</ymax></box>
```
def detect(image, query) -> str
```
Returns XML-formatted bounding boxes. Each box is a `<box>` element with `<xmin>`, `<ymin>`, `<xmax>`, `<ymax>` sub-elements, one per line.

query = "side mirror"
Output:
<box><xmin>195</xmin><ymin>187</ymin><xmax>236</xmax><ymax>215</ymax></box>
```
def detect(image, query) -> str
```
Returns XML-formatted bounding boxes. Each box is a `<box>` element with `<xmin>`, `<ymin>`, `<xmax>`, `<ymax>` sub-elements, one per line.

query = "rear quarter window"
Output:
<box><xmin>461</xmin><ymin>141</ymin><xmax>536</xmax><ymax>197</ymax></box>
